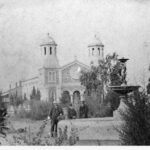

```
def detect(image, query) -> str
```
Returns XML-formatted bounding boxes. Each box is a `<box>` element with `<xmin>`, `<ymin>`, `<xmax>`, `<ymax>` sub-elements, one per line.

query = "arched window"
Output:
<box><xmin>49</xmin><ymin>72</ymin><xmax>52</xmax><ymax>80</ymax></box>
<box><xmin>53</xmin><ymin>72</ymin><xmax>55</xmax><ymax>80</ymax></box>
<box><xmin>50</xmin><ymin>47</ymin><xmax>52</xmax><ymax>55</ymax></box>
<box><xmin>44</xmin><ymin>47</ymin><xmax>46</xmax><ymax>55</ymax></box>
<box><xmin>92</xmin><ymin>48</ymin><xmax>94</xmax><ymax>55</ymax></box>
<box><xmin>98</xmin><ymin>48</ymin><xmax>100</xmax><ymax>55</ymax></box>
<box><xmin>48</xmin><ymin>71</ymin><xmax>56</xmax><ymax>82</ymax></box>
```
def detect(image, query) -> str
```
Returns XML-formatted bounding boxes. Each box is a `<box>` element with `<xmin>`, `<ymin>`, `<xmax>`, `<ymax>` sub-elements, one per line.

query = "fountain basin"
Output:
<box><xmin>109</xmin><ymin>85</ymin><xmax>140</xmax><ymax>95</ymax></box>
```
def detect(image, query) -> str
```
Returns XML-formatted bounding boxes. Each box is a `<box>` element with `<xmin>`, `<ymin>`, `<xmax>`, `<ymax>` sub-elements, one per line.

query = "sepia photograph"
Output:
<box><xmin>0</xmin><ymin>0</ymin><xmax>150</xmax><ymax>146</ymax></box>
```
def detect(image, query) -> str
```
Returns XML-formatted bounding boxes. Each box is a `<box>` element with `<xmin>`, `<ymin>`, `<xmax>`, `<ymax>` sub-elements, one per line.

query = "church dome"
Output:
<box><xmin>40</xmin><ymin>33</ymin><xmax>57</xmax><ymax>46</ymax></box>
<box><xmin>43</xmin><ymin>56</ymin><xmax>59</xmax><ymax>68</ymax></box>
<box><xmin>88</xmin><ymin>35</ymin><xmax>104</xmax><ymax>47</ymax></box>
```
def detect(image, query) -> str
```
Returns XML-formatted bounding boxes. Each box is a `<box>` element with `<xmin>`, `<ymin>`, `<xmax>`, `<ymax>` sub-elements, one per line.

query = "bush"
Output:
<box><xmin>119</xmin><ymin>91</ymin><xmax>150</xmax><ymax>145</ymax></box>
<box><xmin>16</xmin><ymin>106</ymin><xmax>30</xmax><ymax>119</ymax></box>
<box><xmin>85</xmin><ymin>94</ymin><xmax>112</xmax><ymax>117</ymax></box>
<box><xmin>95</xmin><ymin>103</ymin><xmax>113</xmax><ymax>117</ymax></box>
<box><xmin>30</xmin><ymin>86</ymin><xmax>41</xmax><ymax>101</ymax></box>
<box><xmin>16</xmin><ymin>100</ymin><xmax>52</xmax><ymax>120</ymax></box>
<box><xmin>85</xmin><ymin>95</ymin><xmax>100</xmax><ymax>117</ymax></box>
<box><xmin>29</xmin><ymin>100</ymin><xmax>52</xmax><ymax>120</ymax></box>
<box><xmin>10</xmin><ymin>96</ymin><xmax>24</xmax><ymax>108</ymax></box>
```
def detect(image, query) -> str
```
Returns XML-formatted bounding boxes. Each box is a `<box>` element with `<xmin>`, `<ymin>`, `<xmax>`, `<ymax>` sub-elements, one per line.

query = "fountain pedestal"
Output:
<box><xmin>113</xmin><ymin>96</ymin><xmax>127</xmax><ymax>120</ymax></box>
<box><xmin>110</xmin><ymin>85</ymin><xmax>140</xmax><ymax>120</ymax></box>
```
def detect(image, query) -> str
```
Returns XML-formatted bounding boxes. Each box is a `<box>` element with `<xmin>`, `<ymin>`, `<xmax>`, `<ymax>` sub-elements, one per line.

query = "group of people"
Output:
<box><xmin>48</xmin><ymin>100</ymin><xmax>89</xmax><ymax>137</ymax></box>
<box><xmin>68</xmin><ymin>101</ymin><xmax>89</xmax><ymax>119</ymax></box>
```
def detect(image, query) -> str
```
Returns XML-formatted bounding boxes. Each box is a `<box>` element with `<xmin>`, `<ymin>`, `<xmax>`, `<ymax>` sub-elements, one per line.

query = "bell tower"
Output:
<box><xmin>39</xmin><ymin>33</ymin><xmax>59</xmax><ymax>102</ymax></box>
<box><xmin>88</xmin><ymin>35</ymin><xmax>104</xmax><ymax>66</ymax></box>
<box><xmin>40</xmin><ymin>33</ymin><xmax>59</xmax><ymax>68</ymax></box>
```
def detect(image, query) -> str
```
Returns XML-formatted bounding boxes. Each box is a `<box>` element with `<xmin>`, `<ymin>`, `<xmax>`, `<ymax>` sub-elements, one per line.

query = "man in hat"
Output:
<box><xmin>48</xmin><ymin>101</ymin><xmax>63</xmax><ymax>137</ymax></box>
<box><xmin>68</xmin><ymin>103</ymin><xmax>77</xmax><ymax>119</ymax></box>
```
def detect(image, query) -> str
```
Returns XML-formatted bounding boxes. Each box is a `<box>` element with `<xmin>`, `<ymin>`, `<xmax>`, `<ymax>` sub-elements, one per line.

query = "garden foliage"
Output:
<box><xmin>30</xmin><ymin>86</ymin><xmax>41</xmax><ymax>101</ymax></box>
<box><xmin>80</xmin><ymin>52</ymin><xmax>124</xmax><ymax>116</ymax></box>
<box><xmin>119</xmin><ymin>91</ymin><xmax>150</xmax><ymax>145</ymax></box>
<box><xmin>17</xmin><ymin>100</ymin><xmax>52</xmax><ymax>120</ymax></box>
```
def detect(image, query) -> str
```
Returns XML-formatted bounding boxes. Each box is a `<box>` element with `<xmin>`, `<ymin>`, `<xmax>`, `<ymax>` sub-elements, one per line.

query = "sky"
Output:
<box><xmin>0</xmin><ymin>0</ymin><xmax>150</xmax><ymax>91</ymax></box>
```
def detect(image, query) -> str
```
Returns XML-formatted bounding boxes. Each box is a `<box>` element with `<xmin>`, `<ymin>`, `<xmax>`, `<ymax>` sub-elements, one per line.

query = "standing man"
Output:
<box><xmin>79</xmin><ymin>101</ymin><xmax>89</xmax><ymax>118</ymax></box>
<box><xmin>48</xmin><ymin>101</ymin><xmax>63</xmax><ymax>137</ymax></box>
<box><xmin>68</xmin><ymin>104</ymin><xmax>77</xmax><ymax>119</ymax></box>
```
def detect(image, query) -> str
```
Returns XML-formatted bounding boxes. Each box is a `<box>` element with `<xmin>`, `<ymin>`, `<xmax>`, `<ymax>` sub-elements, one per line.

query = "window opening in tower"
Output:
<box><xmin>50</xmin><ymin>47</ymin><xmax>52</xmax><ymax>55</ymax></box>
<box><xmin>92</xmin><ymin>48</ymin><xmax>94</xmax><ymax>55</ymax></box>
<box><xmin>44</xmin><ymin>47</ymin><xmax>46</xmax><ymax>55</ymax></box>
<box><xmin>98</xmin><ymin>48</ymin><xmax>100</xmax><ymax>55</ymax></box>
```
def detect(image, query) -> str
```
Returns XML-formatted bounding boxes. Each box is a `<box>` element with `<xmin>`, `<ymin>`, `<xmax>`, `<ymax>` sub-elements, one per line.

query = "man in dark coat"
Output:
<box><xmin>79</xmin><ymin>101</ymin><xmax>89</xmax><ymax>118</ymax></box>
<box><xmin>48</xmin><ymin>101</ymin><xmax>63</xmax><ymax>137</ymax></box>
<box><xmin>68</xmin><ymin>104</ymin><xmax>77</xmax><ymax>119</ymax></box>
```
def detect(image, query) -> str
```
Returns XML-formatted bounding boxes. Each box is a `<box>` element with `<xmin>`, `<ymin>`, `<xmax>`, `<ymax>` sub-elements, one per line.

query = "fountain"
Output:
<box><xmin>109</xmin><ymin>57</ymin><xmax>140</xmax><ymax>120</ymax></box>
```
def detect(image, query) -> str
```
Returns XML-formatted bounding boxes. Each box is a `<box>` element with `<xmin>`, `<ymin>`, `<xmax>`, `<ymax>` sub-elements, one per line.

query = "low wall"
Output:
<box><xmin>58</xmin><ymin>117</ymin><xmax>123</xmax><ymax>145</ymax></box>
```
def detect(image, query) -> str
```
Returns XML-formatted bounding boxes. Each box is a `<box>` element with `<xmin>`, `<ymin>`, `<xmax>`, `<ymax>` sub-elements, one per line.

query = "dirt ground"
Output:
<box><xmin>0</xmin><ymin>116</ymin><xmax>55</xmax><ymax>145</ymax></box>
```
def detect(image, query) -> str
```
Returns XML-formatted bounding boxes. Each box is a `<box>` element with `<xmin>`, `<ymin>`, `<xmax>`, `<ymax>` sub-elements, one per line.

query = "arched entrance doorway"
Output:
<box><xmin>73</xmin><ymin>91</ymin><xmax>80</xmax><ymax>118</ymax></box>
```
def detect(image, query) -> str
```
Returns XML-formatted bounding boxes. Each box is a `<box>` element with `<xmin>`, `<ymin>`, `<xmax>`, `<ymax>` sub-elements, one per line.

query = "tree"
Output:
<box><xmin>36</xmin><ymin>89</ymin><xmax>41</xmax><ymax>101</ymax></box>
<box><xmin>30</xmin><ymin>86</ymin><xmax>36</xmax><ymax>100</ymax></box>
<box><xmin>30</xmin><ymin>87</ymin><xmax>41</xmax><ymax>101</ymax></box>
<box><xmin>79</xmin><ymin>52</ymin><xmax>126</xmax><ymax>117</ymax></box>
<box><xmin>119</xmin><ymin>91</ymin><xmax>150</xmax><ymax>145</ymax></box>
<box><xmin>59</xmin><ymin>91</ymin><xmax>71</xmax><ymax>107</ymax></box>
<box><xmin>24</xmin><ymin>93</ymin><xmax>27</xmax><ymax>101</ymax></box>
<box><xmin>80</xmin><ymin>52</ymin><xmax>124</xmax><ymax>104</ymax></box>
<box><xmin>80</xmin><ymin>66</ymin><xmax>101</xmax><ymax>95</ymax></box>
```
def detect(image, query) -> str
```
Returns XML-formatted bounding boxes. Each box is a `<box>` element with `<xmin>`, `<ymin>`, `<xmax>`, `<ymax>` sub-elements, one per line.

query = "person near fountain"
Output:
<box><xmin>68</xmin><ymin>103</ymin><xmax>77</xmax><ymax>119</ymax></box>
<box><xmin>79</xmin><ymin>101</ymin><xmax>89</xmax><ymax>118</ymax></box>
<box><xmin>48</xmin><ymin>101</ymin><xmax>63</xmax><ymax>137</ymax></box>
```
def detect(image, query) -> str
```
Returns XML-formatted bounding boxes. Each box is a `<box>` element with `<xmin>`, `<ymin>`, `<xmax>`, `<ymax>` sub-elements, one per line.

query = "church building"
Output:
<box><xmin>3</xmin><ymin>34</ymin><xmax>104</xmax><ymax>105</ymax></box>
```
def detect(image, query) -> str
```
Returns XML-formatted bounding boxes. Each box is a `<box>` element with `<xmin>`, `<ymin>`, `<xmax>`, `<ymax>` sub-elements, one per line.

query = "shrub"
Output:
<box><xmin>85</xmin><ymin>95</ymin><xmax>100</xmax><ymax>117</ymax></box>
<box><xmin>119</xmin><ymin>91</ymin><xmax>150</xmax><ymax>145</ymax></box>
<box><xmin>29</xmin><ymin>100</ymin><xmax>52</xmax><ymax>120</ymax></box>
<box><xmin>16</xmin><ymin>106</ymin><xmax>30</xmax><ymax>119</ymax></box>
<box><xmin>10</xmin><ymin>96</ymin><xmax>24</xmax><ymax>108</ymax></box>
<box><xmin>95</xmin><ymin>103</ymin><xmax>113</xmax><ymax>117</ymax></box>
<box><xmin>30</xmin><ymin>87</ymin><xmax>41</xmax><ymax>101</ymax></box>
<box><xmin>85</xmin><ymin>94</ymin><xmax>112</xmax><ymax>117</ymax></box>
<box><xmin>16</xmin><ymin>100</ymin><xmax>52</xmax><ymax>120</ymax></box>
